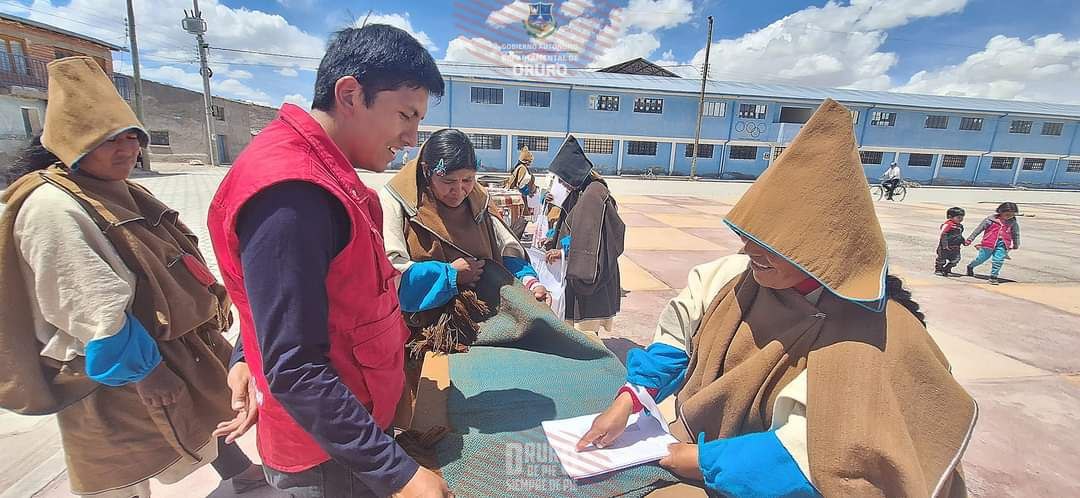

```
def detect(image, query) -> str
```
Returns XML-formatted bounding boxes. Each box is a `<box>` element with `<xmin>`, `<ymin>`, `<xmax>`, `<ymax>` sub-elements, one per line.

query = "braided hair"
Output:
<box><xmin>885</xmin><ymin>274</ymin><xmax>925</xmax><ymax>326</ymax></box>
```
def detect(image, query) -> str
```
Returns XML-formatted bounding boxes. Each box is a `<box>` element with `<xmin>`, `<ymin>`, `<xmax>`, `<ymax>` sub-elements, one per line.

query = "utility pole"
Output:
<box><xmin>182</xmin><ymin>0</ymin><xmax>217</xmax><ymax>166</ymax></box>
<box><xmin>689</xmin><ymin>15</ymin><xmax>713</xmax><ymax>180</ymax></box>
<box><xmin>125</xmin><ymin>0</ymin><xmax>150</xmax><ymax>171</ymax></box>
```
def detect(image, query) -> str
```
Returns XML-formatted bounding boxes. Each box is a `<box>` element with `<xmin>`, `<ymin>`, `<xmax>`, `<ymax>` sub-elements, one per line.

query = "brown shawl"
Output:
<box><xmin>671</xmin><ymin>99</ymin><xmax>976</xmax><ymax>497</ymax></box>
<box><xmin>0</xmin><ymin>167</ymin><xmax>235</xmax><ymax>493</ymax></box>
<box><xmin>385</xmin><ymin>159</ymin><xmax>505</xmax><ymax>356</ymax></box>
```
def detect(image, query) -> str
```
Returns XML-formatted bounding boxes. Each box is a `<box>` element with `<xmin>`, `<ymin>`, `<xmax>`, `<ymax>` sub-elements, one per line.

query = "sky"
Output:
<box><xmin>1</xmin><ymin>0</ymin><xmax>1078</xmax><ymax>108</ymax></box>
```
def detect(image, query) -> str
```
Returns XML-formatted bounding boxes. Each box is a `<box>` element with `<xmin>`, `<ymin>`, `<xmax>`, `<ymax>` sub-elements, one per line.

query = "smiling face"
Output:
<box><xmin>741</xmin><ymin>237</ymin><xmax>810</xmax><ymax>289</ymax></box>
<box><xmin>334</xmin><ymin>79</ymin><xmax>428</xmax><ymax>172</ymax></box>
<box><xmin>76</xmin><ymin>130</ymin><xmax>143</xmax><ymax>180</ymax></box>
<box><xmin>429</xmin><ymin>167</ymin><xmax>477</xmax><ymax>208</ymax></box>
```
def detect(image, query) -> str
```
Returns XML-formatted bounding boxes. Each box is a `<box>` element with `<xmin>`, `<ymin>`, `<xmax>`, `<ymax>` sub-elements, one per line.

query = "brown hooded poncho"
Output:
<box><xmin>670</xmin><ymin>99</ymin><xmax>976</xmax><ymax>497</ymax></box>
<box><xmin>0</xmin><ymin>57</ymin><xmax>235</xmax><ymax>495</ymax></box>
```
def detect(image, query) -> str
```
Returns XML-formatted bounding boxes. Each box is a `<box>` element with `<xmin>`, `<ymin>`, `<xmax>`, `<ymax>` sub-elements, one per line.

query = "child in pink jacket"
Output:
<box><xmin>965</xmin><ymin>202</ymin><xmax>1021</xmax><ymax>285</ymax></box>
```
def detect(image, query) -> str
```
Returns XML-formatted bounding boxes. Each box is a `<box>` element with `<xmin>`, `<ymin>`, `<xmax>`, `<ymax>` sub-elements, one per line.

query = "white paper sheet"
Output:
<box><xmin>548</xmin><ymin>174</ymin><xmax>571</xmax><ymax>208</ymax></box>
<box><xmin>541</xmin><ymin>413</ymin><xmax>678</xmax><ymax>480</ymax></box>
<box><xmin>526</xmin><ymin>247</ymin><xmax>565</xmax><ymax>319</ymax></box>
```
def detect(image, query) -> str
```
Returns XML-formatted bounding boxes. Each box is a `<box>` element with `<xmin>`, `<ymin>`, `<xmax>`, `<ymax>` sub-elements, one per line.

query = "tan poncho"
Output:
<box><xmin>671</xmin><ymin>99</ymin><xmax>976</xmax><ymax>497</ymax></box>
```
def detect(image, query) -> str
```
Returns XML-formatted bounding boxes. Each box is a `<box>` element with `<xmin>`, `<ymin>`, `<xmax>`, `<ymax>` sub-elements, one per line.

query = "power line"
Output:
<box><xmin>0</xmin><ymin>0</ymin><xmax>124</xmax><ymax>32</ymax></box>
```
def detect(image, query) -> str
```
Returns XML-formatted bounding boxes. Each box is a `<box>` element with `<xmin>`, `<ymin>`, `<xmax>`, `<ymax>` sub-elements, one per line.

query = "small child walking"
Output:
<box><xmin>965</xmin><ymin>202</ymin><xmax>1021</xmax><ymax>285</ymax></box>
<box><xmin>935</xmin><ymin>207</ymin><xmax>965</xmax><ymax>276</ymax></box>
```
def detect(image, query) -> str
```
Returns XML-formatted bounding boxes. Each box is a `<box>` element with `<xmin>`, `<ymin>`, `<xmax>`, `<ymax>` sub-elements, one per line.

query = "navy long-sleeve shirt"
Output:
<box><xmin>235</xmin><ymin>181</ymin><xmax>419</xmax><ymax>495</ymax></box>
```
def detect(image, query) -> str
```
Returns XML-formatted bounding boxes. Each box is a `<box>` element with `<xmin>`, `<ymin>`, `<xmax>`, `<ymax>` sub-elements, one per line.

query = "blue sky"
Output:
<box><xmin>3</xmin><ymin>0</ymin><xmax>1079</xmax><ymax>106</ymax></box>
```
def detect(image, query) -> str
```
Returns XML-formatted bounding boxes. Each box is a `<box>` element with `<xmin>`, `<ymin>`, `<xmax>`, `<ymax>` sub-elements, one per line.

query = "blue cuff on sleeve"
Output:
<box><xmin>626</xmin><ymin>343</ymin><xmax>689</xmax><ymax>402</ymax></box>
<box><xmin>559</xmin><ymin>235</ymin><xmax>571</xmax><ymax>251</ymax></box>
<box><xmin>503</xmin><ymin>256</ymin><xmax>538</xmax><ymax>281</ymax></box>
<box><xmin>398</xmin><ymin>261</ymin><xmax>460</xmax><ymax>312</ymax></box>
<box><xmin>698</xmin><ymin>431</ymin><xmax>819</xmax><ymax>498</ymax></box>
<box><xmin>545</xmin><ymin>228</ymin><xmax>557</xmax><ymax>239</ymax></box>
<box><xmin>85</xmin><ymin>313</ymin><xmax>162</xmax><ymax>386</ymax></box>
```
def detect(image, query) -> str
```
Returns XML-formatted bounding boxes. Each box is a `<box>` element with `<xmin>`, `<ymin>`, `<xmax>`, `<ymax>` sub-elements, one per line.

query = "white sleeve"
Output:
<box><xmin>771</xmin><ymin>370</ymin><xmax>812</xmax><ymax>482</ymax></box>
<box><xmin>652</xmin><ymin>254</ymin><xmax>750</xmax><ymax>351</ymax></box>
<box><xmin>13</xmin><ymin>184</ymin><xmax>135</xmax><ymax>348</ymax></box>
<box><xmin>378</xmin><ymin>187</ymin><xmax>416</xmax><ymax>273</ymax></box>
<box><xmin>493</xmin><ymin>215</ymin><xmax>527</xmax><ymax>260</ymax></box>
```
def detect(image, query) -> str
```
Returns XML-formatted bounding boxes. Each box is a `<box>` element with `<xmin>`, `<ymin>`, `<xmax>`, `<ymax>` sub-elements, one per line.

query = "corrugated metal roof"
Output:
<box><xmin>0</xmin><ymin>12</ymin><xmax>124</xmax><ymax>51</ymax></box>
<box><xmin>438</xmin><ymin>63</ymin><xmax>1080</xmax><ymax>119</ymax></box>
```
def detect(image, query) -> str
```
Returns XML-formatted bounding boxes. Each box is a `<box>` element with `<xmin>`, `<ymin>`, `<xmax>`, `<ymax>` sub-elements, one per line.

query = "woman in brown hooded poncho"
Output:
<box><xmin>578</xmin><ymin>100</ymin><xmax>977</xmax><ymax>497</ymax></box>
<box><xmin>0</xmin><ymin>57</ymin><xmax>264</xmax><ymax>496</ymax></box>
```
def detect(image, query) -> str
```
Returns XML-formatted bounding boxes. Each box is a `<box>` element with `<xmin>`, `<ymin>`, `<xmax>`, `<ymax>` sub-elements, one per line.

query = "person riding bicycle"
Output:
<box><xmin>880</xmin><ymin>161</ymin><xmax>902</xmax><ymax>200</ymax></box>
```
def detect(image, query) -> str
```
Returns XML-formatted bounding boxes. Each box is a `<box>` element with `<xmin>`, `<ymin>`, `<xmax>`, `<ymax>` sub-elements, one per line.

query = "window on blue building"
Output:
<box><xmin>627</xmin><ymin>141</ymin><xmax>657</xmax><ymax>155</ymax></box>
<box><xmin>1022</xmin><ymin>158</ymin><xmax>1046</xmax><ymax>171</ymax></box>
<box><xmin>517</xmin><ymin>135</ymin><xmax>549</xmax><ymax>152</ymax></box>
<box><xmin>729</xmin><ymin>146</ymin><xmax>758</xmax><ymax>160</ymax></box>
<box><xmin>990</xmin><ymin>157</ymin><xmax>1016</xmax><ymax>170</ymax></box>
<box><xmin>417</xmin><ymin>131</ymin><xmax>432</xmax><ymax>146</ymax></box>
<box><xmin>959</xmin><ymin>117</ymin><xmax>983</xmax><ymax>131</ymax></box>
<box><xmin>925</xmin><ymin>115</ymin><xmax>949</xmax><ymax>129</ymax></box>
<box><xmin>1009</xmin><ymin>120</ymin><xmax>1032</xmax><ymax>134</ymax></box>
<box><xmin>908</xmin><ymin>154</ymin><xmax>933</xmax><ymax>167</ymax></box>
<box><xmin>860</xmin><ymin>151</ymin><xmax>883</xmax><ymax>165</ymax></box>
<box><xmin>870</xmin><ymin>112</ymin><xmax>896</xmax><ymax>127</ymax></box>
<box><xmin>469</xmin><ymin>134</ymin><xmax>502</xmax><ymax>150</ymax></box>
<box><xmin>1067</xmin><ymin>160</ymin><xmax>1080</xmax><ymax>173</ymax></box>
<box><xmin>703</xmin><ymin>101</ymin><xmax>725</xmax><ymax>117</ymax></box>
<box><xmin>634</xmin><ymin>97</ymin><xmax>664</xmax><ymax>114</ymax></box>
<box><xmin>941</xmin><ymin>155</ymin><xmax>966</xmax><ymax>168</ymax></box>
<box><xmin>582</xmin><ymin>138</ymin><xmax>615</xmax><ymax>154</ymax></box>
<box><xmin>779</xmin><ymin>107</ymin><xmax>814</xmax><ymax>124</ymax></box>
<box><xmin>685</xmin><ymin>144</ymin><xmax>714</xmax><ymax>158</ymax></box>
<box><xmin>471</xmin><ymin>87</ymin><xmax>503</xmax><ymax>104</ymax></box>
<box><xmin>589</xmin><ymin>95</ymin><xmax>620</xmax><ymax>111</ymax></box>
<box><xmin>519</xmin><ymin>90</ymin><xmax>551</xmax><ymax>107</ymax></box>
<box><xmin>1041</xmin><ymin>122</ymin><xmax>1064</xmax><ymax>136</ymax></box>
<box><xmin>738</xmin><ymin>104</ymin><xmax>767</xmax><ymax>119</ymax></box>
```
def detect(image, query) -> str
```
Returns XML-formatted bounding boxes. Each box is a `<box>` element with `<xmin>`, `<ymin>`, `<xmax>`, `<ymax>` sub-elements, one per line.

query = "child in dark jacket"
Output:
<box><xmin>965</xmin><ymin>202</ymin><xmax>1021</xmax><ymax>285</ymax></box>
<box><xmin>935</xmin><ymin>207</ymin><xmax>965</xmax><ymax>276</ymax></box>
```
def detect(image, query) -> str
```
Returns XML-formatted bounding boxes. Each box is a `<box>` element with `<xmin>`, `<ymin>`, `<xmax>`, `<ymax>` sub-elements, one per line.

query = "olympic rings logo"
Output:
<box><xmin>734</xmin><ymin>121</ymin><xmax>766</xmax><ymax>138</ymax></box>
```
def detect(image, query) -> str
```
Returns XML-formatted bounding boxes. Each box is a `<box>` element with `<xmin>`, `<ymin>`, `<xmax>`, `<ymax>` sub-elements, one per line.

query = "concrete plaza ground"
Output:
<box><xmin>2</xmin><ymin>167</ymin><xmax>1079</xmax><ymax>497</ymax></box>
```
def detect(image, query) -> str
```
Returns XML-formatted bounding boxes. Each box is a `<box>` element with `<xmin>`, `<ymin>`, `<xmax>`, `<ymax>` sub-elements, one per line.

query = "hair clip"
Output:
<box><xmin>475</xmin><ymin>159</ymin><xmax>482</xmax><ymax>169</ymax></box>
<box><xmin>433</xmin><ymin>159</ymin><xmax>447</xmax><ymax>177</ymax></box>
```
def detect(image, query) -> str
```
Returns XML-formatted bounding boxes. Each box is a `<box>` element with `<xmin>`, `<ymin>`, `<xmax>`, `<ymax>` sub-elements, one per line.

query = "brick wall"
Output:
<box><xmin>0</xmin><ymin>17</ymin><xmax>115</xmax><ymax>75</ymax></box>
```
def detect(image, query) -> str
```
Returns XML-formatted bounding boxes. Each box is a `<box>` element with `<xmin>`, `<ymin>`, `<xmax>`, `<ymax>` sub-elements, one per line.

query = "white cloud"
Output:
<box><xmin>361</xmin><ymin>12</ymin><xmax>438</xmax><ymax>52</ymax></box>
<box><xmin>560</xmin><ymin>0</ymin><xmax>595</xmax><ymax>17</ymax></box>
<box><xmin>687</xmin><ymin>0</ymin><xmax>969</xmax><ymax>89</ymax></box>
<box><xmin>282</xmin><ymin>93</ymin><xmax>312</xmax><ymax>109</ymax></box>
<box><xmin>277</xmin><ymin>67</ymin><xmax>299</xmax><ymax>77</ymax></box>
<box><xmin>445</xmin><ymin>36</ymin><xmax>524</xmax><ymax>66</ymax></box>
<box><xmin>140</xmin><ymin>65</ymin><xmax>272</xmax><ymax>106</ymax></box>
<box><xmin>590</xmin><ymin>32</ymin><xmax>662</xmax><ymax>67</ymax></box>
<box><xmin>611</xmin><ymin>0</ymin><xmax>693</xmax><ymax>33</ymax></box>
<box><xmin>486</xmin><ymin>1</ymin><xmax>529</xmax><ymax>27</ymax></box>
<box><xmin>893</xmin><ymin>34</ymin><xmax>1080</xmax><ymax>104</ymax></box>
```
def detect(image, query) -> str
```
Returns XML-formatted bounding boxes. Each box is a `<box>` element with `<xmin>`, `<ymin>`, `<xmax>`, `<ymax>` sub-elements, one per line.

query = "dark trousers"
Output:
<box><xmin>212</xmin><ymin>438</ymin><xmax>253</xmax><ymax>481</ymax></box>
<box><xmin>882</xmin><ymin>178</ymin><xmax>900</xmax><ymax>199</ymax></box>
<box><xmin>264</xmin><ymin>460</ymin><xmax>378</xmax><ymax>498</ymax></box>
<box><xmin>936</xmin><ymin>247</ymin><xmax>961</xmax><ymax>273</ymax></box>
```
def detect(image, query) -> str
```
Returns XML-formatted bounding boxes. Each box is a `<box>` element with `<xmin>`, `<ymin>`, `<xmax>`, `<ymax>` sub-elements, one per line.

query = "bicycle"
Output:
<box><xmin>871</xmin><ymin>181</ymin><xmax>907</xmax><ymax>202</ymax></box>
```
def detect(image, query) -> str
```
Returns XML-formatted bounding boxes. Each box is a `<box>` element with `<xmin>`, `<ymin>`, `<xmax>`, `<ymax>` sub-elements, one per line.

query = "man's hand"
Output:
<box><xmin>576</xmin><ymin>391</ymin><xmax>634</xmax><ymax>451</ymax></box>
<box><xmin>545</xmin><ymin>249</ymin><xmax>562</xmax><ymax>264</ymax></box>
<box><xmin>214</xmin><ymin>361</ymin><xmax>258</xmax><ymax>444</ymax></box>
<box><xmin>397</xmin><ymin>467</ymin><xmax>453</xmax><ymax>497</ymax></box>
<box><xmin>532</xmin><ymin>285</ymin><xmax>550</xmax><ymax>303</ymax></box>
<box><xmin>135</xmin><ymin>362</ymin><xmax>185</xmax><ymax>408</ymax></box>
<box><xmin>659</xmin><ymin>442</ymin><xmax>703</xmax><ymax>481</ymax></box>
<box><xmin>451</xmin><ymin>258</ymin><xmax>485</xmax><ymax>287</ymax></box>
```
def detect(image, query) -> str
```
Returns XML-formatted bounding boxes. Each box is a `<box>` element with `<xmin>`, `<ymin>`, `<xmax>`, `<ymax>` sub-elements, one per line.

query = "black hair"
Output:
<box><xmin>997</xmin><ymin>202</ymin><xmax>1019</xmax><ymax>214</ymax></box>
<box><xmin>419</xmin><ymin>129</ymin><xmax>477</xmax><ymax>182</ymax></box>
<box><xmin>885</xmin><ymin>274</ymin><xmax>925</xmax><ymax>326</ymax></box>
<box><xmin>311</xmin><ymin>24</ymin><xmax>445</xmax><ymax>111</ymax></box>
<box><xmin>946</xmin><ymin>207</ymin><xmax>965</xmax><ymax>219</ymax></box>
<box><xmin>2</xmin><ymin>135</ymin><xmax>59</xmax><ymax>185</ymax></box>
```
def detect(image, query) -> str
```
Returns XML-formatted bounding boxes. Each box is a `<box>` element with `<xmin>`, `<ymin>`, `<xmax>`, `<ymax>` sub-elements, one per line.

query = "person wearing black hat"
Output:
<box><xmin>544</xmin><ymin>135</ymin><xmax>625</xmax><ymax>335</ymax></box>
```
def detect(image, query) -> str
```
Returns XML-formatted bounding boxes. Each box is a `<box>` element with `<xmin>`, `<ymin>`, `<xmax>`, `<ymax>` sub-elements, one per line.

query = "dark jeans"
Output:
<box><xmin>935</xmin><ymin>247</ymin><xmax>961</xmax><ymax>273</ymax></box>
<box><xmin>882</xmin><ymin>178</ymin><xmax>900</xmax><ymax>199</ymax></box>
<box><xmin>212</xmin><ymin>438</ymin><xmax>254</xmax><ymax>480</ymax></box>
<box><xmin>264</xmin><ymin>460</ymin><xmax>378</xmax><ymax>498</ymax></box>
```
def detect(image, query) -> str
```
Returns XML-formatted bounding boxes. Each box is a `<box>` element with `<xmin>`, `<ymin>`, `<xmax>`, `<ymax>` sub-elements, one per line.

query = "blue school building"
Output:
<box><xmin>397</xmin><ymin>62</ymin><xmax>1080</xmax><ymax>189</ymax></box>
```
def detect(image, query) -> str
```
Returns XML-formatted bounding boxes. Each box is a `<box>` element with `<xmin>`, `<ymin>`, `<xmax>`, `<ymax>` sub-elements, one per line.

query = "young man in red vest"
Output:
<box><xmin>207</xmin><ymin>25</ymin><xmax>450</xmax><ymax>497</ymax></box>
